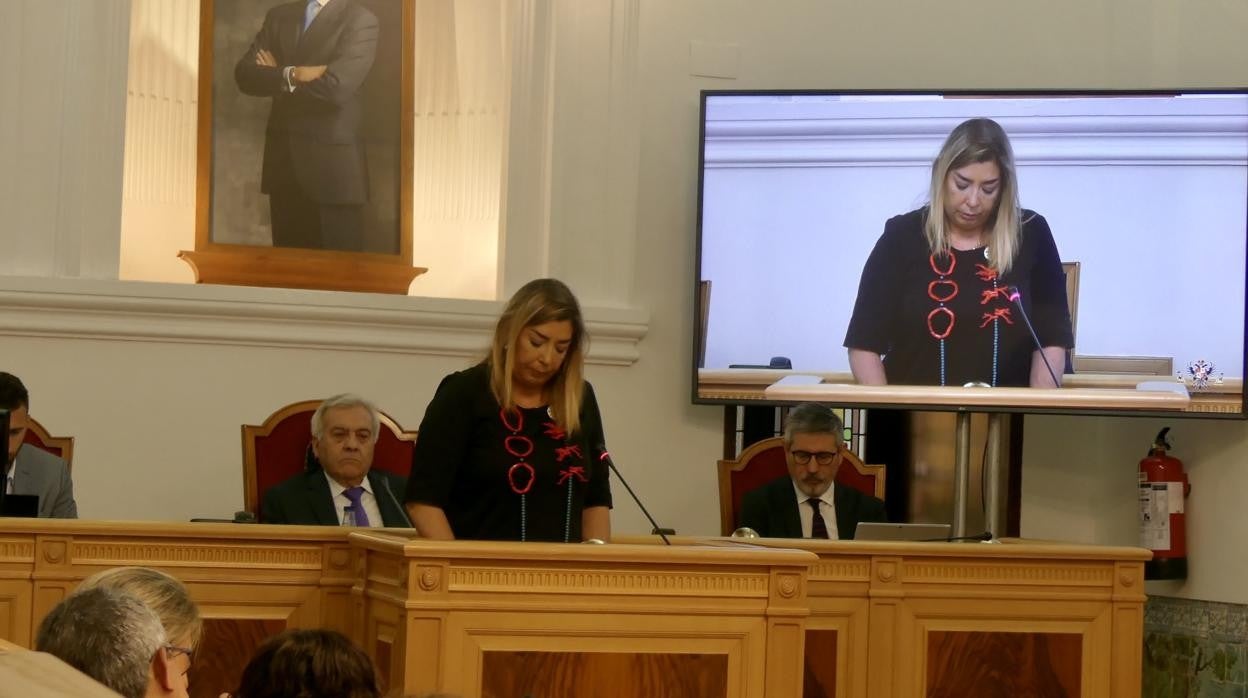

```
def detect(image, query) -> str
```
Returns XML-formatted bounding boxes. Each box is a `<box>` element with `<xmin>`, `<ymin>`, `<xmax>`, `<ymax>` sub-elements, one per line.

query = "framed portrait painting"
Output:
<box><xmin>182</xmin><ymin>0</ymin><xmax>423</xmax><ymax>294</ymax></box>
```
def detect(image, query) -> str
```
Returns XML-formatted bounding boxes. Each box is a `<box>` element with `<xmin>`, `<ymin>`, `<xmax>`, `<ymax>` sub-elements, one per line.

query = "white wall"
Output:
<box><xmin>3</xmin><ymin>0</ymin><xmax>1248</xmax><ymax>604</ymax></box>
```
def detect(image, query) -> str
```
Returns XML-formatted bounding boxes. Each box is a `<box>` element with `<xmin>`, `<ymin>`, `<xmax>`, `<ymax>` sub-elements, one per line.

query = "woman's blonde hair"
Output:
<box><xmin>77</xmin><ymin>566</ymin><xmax>202</xmax><ymax>647</ymax></box>
<box><xmin>488</xmin><ymin>278</ymin><xmax>587</xmax><ymax>435</ymax></box>
<box><xmin>925</xmin><ymin>117</ymin><xmax>1024</xmax><ymax>275</ymax></box>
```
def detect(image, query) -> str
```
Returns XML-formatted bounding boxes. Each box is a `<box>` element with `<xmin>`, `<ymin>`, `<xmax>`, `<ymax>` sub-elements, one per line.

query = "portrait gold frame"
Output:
<box><xmin>181</xmin><ymin>0</ymin><xmax>424</xmax><ymax>295</ymax></box>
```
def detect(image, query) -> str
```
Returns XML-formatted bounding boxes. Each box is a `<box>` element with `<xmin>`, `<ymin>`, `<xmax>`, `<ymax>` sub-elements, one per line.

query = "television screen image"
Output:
<box><xmin>694</xmin><ymin>91</ymin><xmax>1248</xmax><ymax>417</ymax></box>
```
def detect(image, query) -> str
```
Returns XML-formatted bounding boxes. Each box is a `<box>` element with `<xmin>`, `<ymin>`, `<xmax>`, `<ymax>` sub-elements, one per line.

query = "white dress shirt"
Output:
<box><xmin>792</xmin><ymin>480</ymin><xmax>838</xmax><ymax>539</ymax></box>
<box><xmin>326</xmin><ymin>472</ymin><xmax>384</xmax><ymax>527</ymax></box>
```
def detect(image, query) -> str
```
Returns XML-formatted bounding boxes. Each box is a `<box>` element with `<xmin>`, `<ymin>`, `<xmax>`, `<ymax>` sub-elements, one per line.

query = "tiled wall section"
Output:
<box><xmin>1145</xmin><ymin>595</ymin><xmax>1247</xmax><ymax>698</ymax></box>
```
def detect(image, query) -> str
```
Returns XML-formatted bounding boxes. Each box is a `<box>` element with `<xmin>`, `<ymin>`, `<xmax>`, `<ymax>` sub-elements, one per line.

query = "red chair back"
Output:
<box><xmin>242</xmin><ymin>400</ymin><xmax>416</xmax><ymax>521</ymax></box>
<box><xmin>717</xmin><ymin>437</ymin><xmax>884</xmax><ymax>536</ymax></box>
<box><xmin>22</xmin><ymin>417</ymin><xmax>74</xmax><ymax>470</ymax></box>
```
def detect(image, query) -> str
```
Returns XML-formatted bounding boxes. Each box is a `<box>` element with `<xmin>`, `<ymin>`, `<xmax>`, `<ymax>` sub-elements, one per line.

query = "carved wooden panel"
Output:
<box><xmin>803</xmin><ymin>629</ymin><xmax>838</xmax><ymax>698</ymax></box>
<box><xmin>188</xmin><ymin>617</ymin><xmax>287</xmax><ymax>698</ymax></box>
<box><xmin>481</xmin><ymin>651</ymin><xmax>729</xmax><ymax>698</ymax></box>
<box><xmin>926</xmin><ymin>631</ymin><xmax>1081</xmax><ymax>698</ymax></box>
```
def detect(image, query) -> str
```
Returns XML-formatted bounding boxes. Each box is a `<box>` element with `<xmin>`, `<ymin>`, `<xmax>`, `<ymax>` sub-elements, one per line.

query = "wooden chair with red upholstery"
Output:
<box><xmin>242</xmin><ymin>400</ymin><xmax>417</xmax><ymax>522</ymax></box>
<box><xmin>717</xmin><ymin>436</ymin><xmax>885</xmax><ymax>536</ymax></box>
<box><xmin>22</xmin><ymin>417</ymin><xmax>74</xmax><ymax>470</ymax></box>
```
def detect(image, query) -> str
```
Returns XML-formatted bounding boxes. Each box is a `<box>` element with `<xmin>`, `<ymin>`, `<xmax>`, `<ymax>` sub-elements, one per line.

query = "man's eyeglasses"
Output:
<box><xmin>790</xmin><ymin>450</ymin><xmax>838</xmax><ymax>465</ymax></box>
<box><xmin>164</xmin><ymin>644</ymin><xmax>194</xmax><ymax>666</ymax></box>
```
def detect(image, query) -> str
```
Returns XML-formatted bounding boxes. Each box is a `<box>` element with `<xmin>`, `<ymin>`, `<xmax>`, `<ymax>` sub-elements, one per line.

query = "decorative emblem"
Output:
<box><xmin>1178</xmin><ymin>359</ymin><xmax>1224</xmax><ymax>391</ymax></box>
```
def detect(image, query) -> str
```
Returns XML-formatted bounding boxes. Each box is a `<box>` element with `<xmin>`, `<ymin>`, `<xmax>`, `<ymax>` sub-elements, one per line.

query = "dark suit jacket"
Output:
<box><xmin>10</xmin><ymin>443</ymin><xmax>77</xmax><ymax>519</ymax></box>
<box><xmin>262</xmin><ymin>468</ymin><xmax>410</xmax><ymax>527</ymax></box>
<box><xmin>234</xmin><ymin>0</ymin><xmax>379</xmax><ymax>204</ymax></box>
<box><xmin>739</xmin><ymin>476</ymin><xmax>886</xmax><ymax>540</ymax></box>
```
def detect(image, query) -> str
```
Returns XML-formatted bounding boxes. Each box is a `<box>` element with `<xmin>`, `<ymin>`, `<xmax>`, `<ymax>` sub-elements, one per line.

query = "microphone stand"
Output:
<box><xmin>1006</xmin><ymin>287</ymin><xmax>1061</xmax><ymax>388</ymax></box>
<box><xmin>380</xmin><ymin>476</ymin><xmax>415</xmax><ymax>528</ymax></box>
<box><xmin>598</xmin><ymin>449</ymin><xmax>671</xmax><ymax>545</ymax></box>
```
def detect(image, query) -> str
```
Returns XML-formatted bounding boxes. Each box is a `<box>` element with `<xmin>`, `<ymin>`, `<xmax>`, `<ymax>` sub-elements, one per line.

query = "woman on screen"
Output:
<box><xmin>405</xmin><ymin>278</ymin><xmax>613</xmax><ymax>542</ymax></box>
<box><xmin>844</xmin><ymin>117</ymin><xmax>1073</xmax><ymax>388</ymax></box>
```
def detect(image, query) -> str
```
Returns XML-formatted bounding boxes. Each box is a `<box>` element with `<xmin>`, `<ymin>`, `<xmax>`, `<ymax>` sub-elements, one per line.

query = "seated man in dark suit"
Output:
<box><xmin>739</xmin><ymin>403</ymin><xmax>886</xmax><ymax>539</ymax></box>
<box><xmin>2</xmin><ymin>372</ymin><xmax>77</xmax><ymax>518</ymax></box>
<box><xmin>263</xmin><ymin>394</ymin><xmax>409</xmax><ymax>527</ymax></box>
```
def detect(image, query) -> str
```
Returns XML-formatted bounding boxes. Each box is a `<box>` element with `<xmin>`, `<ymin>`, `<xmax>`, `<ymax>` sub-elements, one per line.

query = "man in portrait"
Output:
<box><xmin>234</xmin><ymin>0</ymin><xmax>379</xmax><ymax>252</ymax></box>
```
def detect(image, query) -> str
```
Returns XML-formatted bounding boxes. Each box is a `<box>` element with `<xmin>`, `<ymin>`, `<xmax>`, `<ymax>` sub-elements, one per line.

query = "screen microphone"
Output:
<box><xmin>1004</xmin><ymin>286</ymin><xmax>1062</xmax><ymax>388</ymax></box>
<box><xmin>596</xmin><ymin>446</ymin><xmax>671</xmax><ymax>545</ymax></box>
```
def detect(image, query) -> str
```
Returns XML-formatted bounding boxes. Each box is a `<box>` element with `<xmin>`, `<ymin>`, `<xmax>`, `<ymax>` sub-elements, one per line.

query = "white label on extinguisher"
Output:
<box><xmin>1139</xmin><ymin>483</ymin><xmax>1171</xmax><ymax>550</ymax></box>
<box><xmin>1168</xmin><ymin>481</ymin><xmax>1185</xmax><ymax>514</ymax></box>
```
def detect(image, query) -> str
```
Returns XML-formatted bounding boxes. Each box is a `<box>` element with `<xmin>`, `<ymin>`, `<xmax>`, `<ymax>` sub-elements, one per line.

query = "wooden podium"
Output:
<box><xmin>0</xmin><ymin>520</ymin><xmax>1147</xmax><ymax>698</ymax></box>
<box><xmin>350</xmin><ymin>533</ymin><xmax>815</xmax><ymax>698</ymax></box>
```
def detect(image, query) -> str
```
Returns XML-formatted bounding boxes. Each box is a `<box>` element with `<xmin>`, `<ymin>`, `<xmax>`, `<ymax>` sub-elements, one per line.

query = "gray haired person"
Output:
<box><xmin>36</xmin><ymin>585</ymin><xmax>190</xmax><ymax>698</ymax></box>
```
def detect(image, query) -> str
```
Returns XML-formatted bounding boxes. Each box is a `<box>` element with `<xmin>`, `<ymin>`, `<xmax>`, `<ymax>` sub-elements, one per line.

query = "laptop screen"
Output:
<box><xmin>0</xmin><ymin>494</ymin><xmax>39</xmax><ymax>518</ymax></box>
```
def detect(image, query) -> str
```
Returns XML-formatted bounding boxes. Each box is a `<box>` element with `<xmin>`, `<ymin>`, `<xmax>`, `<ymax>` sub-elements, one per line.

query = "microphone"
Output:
<box><xmin>920</xmin><ymin>531</ymin><xmax>994</xmax><ymax>543</ymax></box>
<box><xmin>379</xmin><ymin>475</ymin><xmax>415</xmax><ymax>529</ymax></box>
<box><xmin>596</xmin><ymin>446</ymin><xmax>671</xmax><ymax>545</ymax></box>
<box><xmin>1004</xmin><ymin>286</ymin><xmax>1061</xmax><ymax>388</ymax></box>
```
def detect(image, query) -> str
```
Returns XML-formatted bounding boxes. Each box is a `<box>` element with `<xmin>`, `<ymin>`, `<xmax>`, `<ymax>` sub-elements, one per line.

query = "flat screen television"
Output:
<box><xmin>694</xmin><ymin>90</ymin><xmax>1248</xmax><ymax>417</ymax></box>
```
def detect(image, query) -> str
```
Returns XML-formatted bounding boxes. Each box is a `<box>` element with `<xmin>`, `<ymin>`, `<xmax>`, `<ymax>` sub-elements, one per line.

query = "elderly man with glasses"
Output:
<box><xmin>739</xmin><ymin>403</ymin><xmax>886</xmax><ymax>539</ymax></box>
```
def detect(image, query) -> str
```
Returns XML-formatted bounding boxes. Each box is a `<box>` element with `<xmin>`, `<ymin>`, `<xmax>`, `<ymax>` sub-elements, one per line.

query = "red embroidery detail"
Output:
<box><xmin>974</xmin><ymin>264</ymin><xmax>998</xmax><ymax>282</ymax></box>
<box><xmin>929</xmin><ymin>254</ymin><xmax>955</xmax><ymax>276</ymax></box>
<box><xmin>554</xmin><ymin>444</ymin><xmax>583</xmax><ymax>463</ymax></box>
<box><xmin>507</xmin><ymin>462</ymin><xmax>535</xmax><ymax>495</ymax></box>
<box><xmin>504</xmin><ymin>435</ymin><xmax>534</xmax><ymax>459</ymax></box>
<box><xmin>927</xmin><ymin>279</ymin><xmax>959</xmax><ymax>303</ymax></box>
<box><xmin>557</xmin><ymin>465</ymin><xmax>588</xmax><ymax>485</ymax></box>
<box><xmin>542</xmin><ymin>421</ymin><xmax>566</xmax><ymax>441</ymax></box>
<box><xmin>927</xmin><ymin>307</ymin><xmax>955</xmax><ymax>340</ymax></box>
<box><xmin>980</xmin><ymin>286</ymin><xmax>1010</xmax><ymax>305</ymax></box>
<box><xmin>979</xmin><ymin>307</ymin><xmax>1014</xmax><ymax>328</ymax></box>
<box><xmin>500</xmin><ymin>408</ymin><xmax>523</xmax><ymax>433</ymax></box>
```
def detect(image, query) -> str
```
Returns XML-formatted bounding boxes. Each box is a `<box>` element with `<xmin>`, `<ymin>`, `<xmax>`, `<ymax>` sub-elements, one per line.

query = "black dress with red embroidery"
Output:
<box><xmin>843</xmin><ymin>207</ymin><xmax>1073</xmax><ymax>387</ymax></box>
<box><xmin>405</xmin><ymin>362</ymin><xmax>613</xmax><ymax>541</ymax></box>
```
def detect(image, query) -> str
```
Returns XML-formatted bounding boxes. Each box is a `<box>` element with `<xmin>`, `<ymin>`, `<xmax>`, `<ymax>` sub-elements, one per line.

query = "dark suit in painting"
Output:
<box><xmin>235</xmin><ymin>0</ymin><xmax>378</xmax><ymax>251</ymax></box>
<box><xmin>739</xmin><ymin>476</ymin><xmax>887</xmax><ymax>540</ymax></box>
<box><xmin>262</xmin><ymin>468</ymin><xmax>409</xmax><ymax>527</ymax></box>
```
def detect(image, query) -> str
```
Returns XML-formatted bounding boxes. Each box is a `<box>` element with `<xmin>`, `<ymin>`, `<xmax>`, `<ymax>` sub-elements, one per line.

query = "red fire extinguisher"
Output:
<box><xmin>1139</xmin><ymin>427</ymin><xmax>1190</xmax><ymax>580</ymax></box>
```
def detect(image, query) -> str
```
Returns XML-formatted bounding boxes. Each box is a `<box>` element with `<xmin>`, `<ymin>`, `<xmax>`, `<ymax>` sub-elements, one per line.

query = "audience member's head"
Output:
<box><xmin>231</xmin><ymin>629</ymin><xmax>381</xmax><ymax>698</ymax></box>
<box><xmin>782</xmin><ymin>403</ymin><xmax>846</xmax><ymax>498</ymax></box>
<box><xmin>0</xmin><ymin>371</ymin><xmax>31</xmax><ymax>468</ymax></box>
<box><xmin>78</xmin><ymin>566</ymin><xmax>202</xmax><ymax>656</ymax></box>
<box><xmin>36</xmin><ymin>585</ymin><xmax>187</xmax><ymax>698</ymax></box>
<box><xmin>311</xmin><ymin>394</ymin><xmax>381</xmax><ymax>488</ymax></box>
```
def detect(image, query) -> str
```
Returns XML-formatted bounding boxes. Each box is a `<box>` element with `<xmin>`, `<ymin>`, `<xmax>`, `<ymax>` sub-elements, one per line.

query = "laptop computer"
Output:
<box><xmin>853</xmin><ymin>522</ymin><xmax>952</xmax><ymax>542</ymax></box>
<box><xmin>0</xmin><ymin>494</ymin><xmax>39</xmax><ymax>518</ymax></box>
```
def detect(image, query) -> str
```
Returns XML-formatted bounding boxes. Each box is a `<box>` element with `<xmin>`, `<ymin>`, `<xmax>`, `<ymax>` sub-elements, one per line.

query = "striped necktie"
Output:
<box><xmin>807</xmin><ymin>497</ymin><xmax>829</xmax><ymax>539</ymax></box>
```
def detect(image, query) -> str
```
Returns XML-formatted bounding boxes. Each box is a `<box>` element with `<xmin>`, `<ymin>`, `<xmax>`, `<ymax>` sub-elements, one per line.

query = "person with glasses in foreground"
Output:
<box><xmin>738</xmin><ymin>403</ymin><xmax>886</xmax><ymax>540</ymax></box>
<box><xmin>36</xmin><ymin>584</ymin><xmax>191</xmax><ymax>698</ymax></box>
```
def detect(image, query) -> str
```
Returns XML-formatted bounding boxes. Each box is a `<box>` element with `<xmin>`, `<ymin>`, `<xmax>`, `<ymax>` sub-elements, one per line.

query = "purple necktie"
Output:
<box><xmin>343</xmin><ymin>486</ymin><xmax>371</xmax><ymax>527</ymax></box>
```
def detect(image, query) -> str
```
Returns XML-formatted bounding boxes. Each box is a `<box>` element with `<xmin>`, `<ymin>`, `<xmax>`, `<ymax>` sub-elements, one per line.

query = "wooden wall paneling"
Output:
<box><xmin>480</xmin><ymin>651</ymin><xmax>730</xmax><ymax>698</ymax></box>
<box><xmin>925</xmin><ymin>630</ymin><xmax>1082</xmax><ymax>697</ymax></box>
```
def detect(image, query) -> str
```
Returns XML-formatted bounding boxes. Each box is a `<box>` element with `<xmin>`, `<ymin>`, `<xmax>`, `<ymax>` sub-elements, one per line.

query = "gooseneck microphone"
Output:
<box><xmin>1005</xmin><ymin>286</ymin><xmax>1062</xmax><ymax>388</ymax></box>
<box><xmin>596</xmin><ymin>446</ymin><xmax>671</xmax><ymax>545</ymax></box>
<box><xmin>380</xmin><ymin>476</ymin><xmax>416</xmax><ymax>529</ymax></box>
